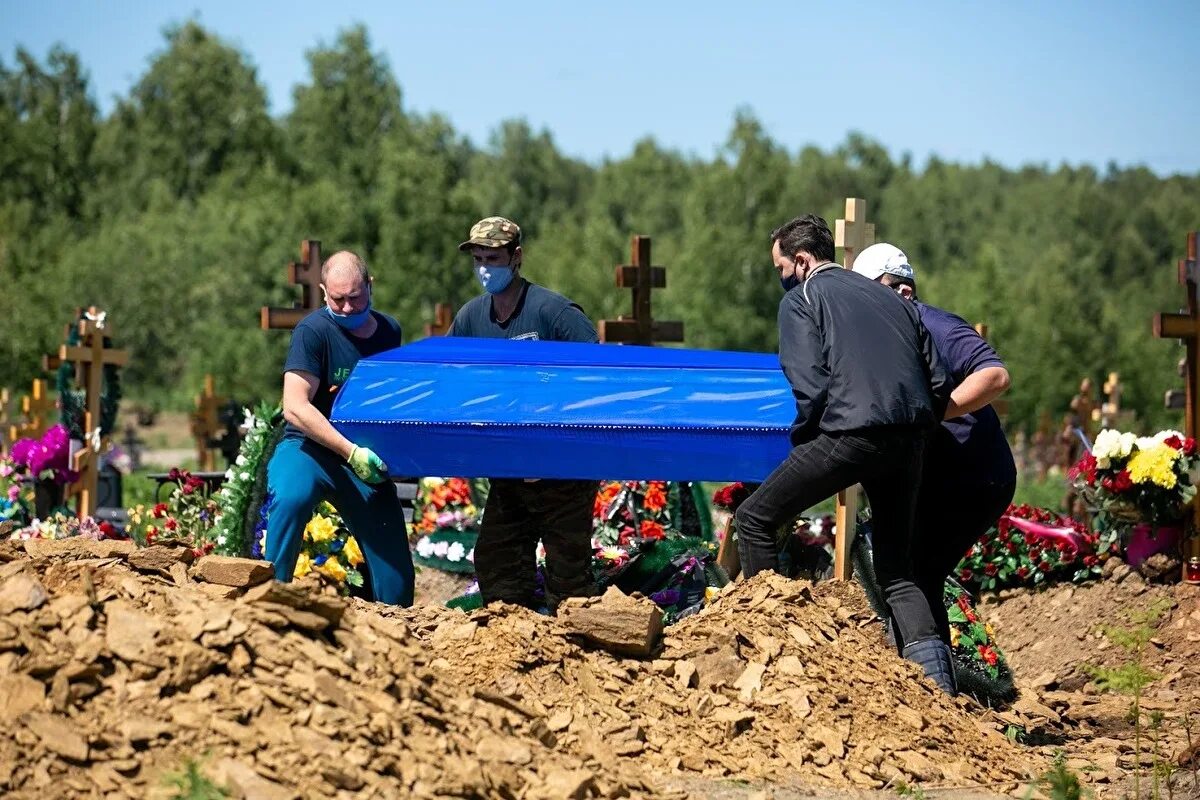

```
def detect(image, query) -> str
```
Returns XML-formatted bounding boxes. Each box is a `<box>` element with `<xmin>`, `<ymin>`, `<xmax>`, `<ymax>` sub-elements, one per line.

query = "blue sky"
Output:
<box><xmin>5</xmin><ymin>0</ymin><xmax>1199</xmax><ymax>175</ymax></box>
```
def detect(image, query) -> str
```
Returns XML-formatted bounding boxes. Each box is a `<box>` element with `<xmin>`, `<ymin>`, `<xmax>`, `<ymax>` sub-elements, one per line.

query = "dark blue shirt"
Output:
<box><xmin>447</xmin><ymin>280</ymin><xmax>598</xmax><ymax>342</ymax></box>
<box><xmin>282</xmin><ymin>308</ymin><xmax>403</xmax><ymax>441</ymax></box>
<box><xmin>916</xmin><ymin>302</ymin><xmax>1016</xmax><ymax>485</ymax></box>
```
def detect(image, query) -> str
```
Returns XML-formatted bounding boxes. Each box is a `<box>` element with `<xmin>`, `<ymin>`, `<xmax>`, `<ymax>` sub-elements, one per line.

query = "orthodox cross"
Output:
<box><xmin>598</xmin><ymin>236</ymin><xmax>684</xmax><ymax>345</ymax></box>
<box><xmin>190</xmin><ymin>374</ymin><xmax>226</xmax><ymax>471</ymax></box>
<box><xmin>7</xmin><ymin>380</ymin><xmax>53</xmax><ymax>445</ymax></box>
<box><xmin>832</xmin><ymin>198</ymin><xmax>876</xmax><ymax>580</ymax></box>
<box><xmin>1153</xmin><ymin>230</ymin><xmax>1200</xmax><ymax>565</ymax></box>
<box><xmin>424</xmin><ymin>302</ymin><xmax>455</xmax><ymax>337</ymax></box>
<box><xmin>58</xmin><ymin>309</ymin><xmax>130</xmax><ymax>518</ymax></box>
<box><xmin>261</xmin><ymin>240</ymin><xmax>324</xmax><ymax>330</ymax></box>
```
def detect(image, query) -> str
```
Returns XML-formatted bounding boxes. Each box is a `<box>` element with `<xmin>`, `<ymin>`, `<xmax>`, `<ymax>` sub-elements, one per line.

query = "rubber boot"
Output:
<box><xmin>902</xmin><ymin>638</ymin><xmax>957</xmax><ymax>695</ymax></box>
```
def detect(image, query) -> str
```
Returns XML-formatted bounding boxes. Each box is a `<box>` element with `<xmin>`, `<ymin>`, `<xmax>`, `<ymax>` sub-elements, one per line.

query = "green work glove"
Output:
<box><xmin>347</xmin><ymin>445</ymin><xmax>388</xmax><ymax>484</ymax></box>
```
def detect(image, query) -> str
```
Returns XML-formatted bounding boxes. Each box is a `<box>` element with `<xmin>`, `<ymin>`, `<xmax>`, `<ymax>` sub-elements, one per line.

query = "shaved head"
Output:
<box><xmin>321</xmin><ymin>250</ymin><xmax>370</xmax><ymax>284</ymax></box>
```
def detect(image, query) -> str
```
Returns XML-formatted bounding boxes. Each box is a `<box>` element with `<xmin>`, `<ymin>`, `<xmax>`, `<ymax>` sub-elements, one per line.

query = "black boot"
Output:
<box><xmin>902</xmin><ymin>638</ymin><xmax>957</xmax><ymax>695</ymax></box>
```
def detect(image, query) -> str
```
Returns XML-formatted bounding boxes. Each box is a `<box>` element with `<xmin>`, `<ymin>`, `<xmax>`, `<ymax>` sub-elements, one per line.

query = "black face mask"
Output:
<box><xmin>780</xmin><ymin>275</ymin><xmax>801</xmax><ymax>292</ymax></box>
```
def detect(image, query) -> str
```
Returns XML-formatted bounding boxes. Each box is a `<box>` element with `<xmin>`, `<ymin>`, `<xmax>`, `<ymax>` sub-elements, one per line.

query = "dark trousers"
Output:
<box><xmin>735</xmin><ymin>428</ymin><xmax>938</xmax><ymax>648</ymax></box>
<box><xmin>913</xmin><ymin>476</ymin><xmax>1015</xmax><ymax>646</ymax></box>
<box><xmin>476</xmin><ymin>479</ymin><xmax>597</xmax><ymax>611</ymax></box>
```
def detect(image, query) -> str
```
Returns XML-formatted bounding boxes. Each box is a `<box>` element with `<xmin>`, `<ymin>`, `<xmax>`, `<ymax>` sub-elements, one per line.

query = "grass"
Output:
<box><xmin>163</xmin><ymin>759</ymin><xmax>229</xmax><ymax>800</ymax></box>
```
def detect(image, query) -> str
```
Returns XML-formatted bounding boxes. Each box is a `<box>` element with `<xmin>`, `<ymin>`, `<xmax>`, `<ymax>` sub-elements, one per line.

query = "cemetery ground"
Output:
<box><xmin>1</xmin><ymin>527</ymin><xmax>1198</xmax><ymax>799</ymax></box>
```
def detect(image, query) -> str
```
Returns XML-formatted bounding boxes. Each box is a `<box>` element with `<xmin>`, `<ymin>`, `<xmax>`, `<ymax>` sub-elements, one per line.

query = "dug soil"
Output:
<box><xmin>0</xmin><ymin>539</ymin><xmax>1196</xmax><ymax>798</ymax></box>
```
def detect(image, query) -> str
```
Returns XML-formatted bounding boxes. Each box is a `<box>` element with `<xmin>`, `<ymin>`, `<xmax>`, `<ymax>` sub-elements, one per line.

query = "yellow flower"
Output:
<box><xmin>319</xmin><ymin>556</ymin><xmax>348</xmax><ymax>583</ymax></box>
<box><xmin>294</xmin><ymin>551</ymin><xmax>313</xmax><ymax>578</ymax></box>
<box><xmin>305</xmin><ymin>515</ymin><xmax>337</xmax><ymax>543</ymax></box>
<box><xmin>984</xmin><ymin>623</ymin><xmax>995</xmax><ymax>639</ymax></box>
<box><xmin>950</xmin><ymin>627</ymin><xmax>961</xmax><ymax>647</ymax></box>
<box><xmin>344</xmin><ymin>536</ymin><xmax>364</xmax><ymax>567</ymax></box>
<box><xmin>1128</xmin><ymin>445</ymin><xmax>1179</xmax><ymax>489</ymax></box>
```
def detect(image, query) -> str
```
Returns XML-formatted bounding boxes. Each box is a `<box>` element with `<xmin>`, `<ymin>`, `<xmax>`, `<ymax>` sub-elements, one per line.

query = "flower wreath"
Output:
<box><xmin>56</xmin><ymin>310</ymin><xmax>122</xmax><ymax>440</ymax></box>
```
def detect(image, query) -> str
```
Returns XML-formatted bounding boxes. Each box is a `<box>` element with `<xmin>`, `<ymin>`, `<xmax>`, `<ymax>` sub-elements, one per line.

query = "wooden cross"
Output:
<box><xmin>1093</xmin><ymin>371</ymin><xmax>1134</xmax><ymax>429</ymax></box>
<box><xmin>0</xmin><ymin>388</ymin><xmax>10</xmax><ymax>454</ymax></box>
<box><xmin>59</xmin><ymin>309</ymin><xmax>130</xmax><ymax>518</ymax></box>
<box><xmin>261</xmin><ymin>239</ymin><xmax>324</xmax><ymax>330</ymax></box>
<box><xmin>1068</xmin><ymin>377</ymin><xmax>1097</xmax><ymax>445</ymax></box>
<box><xmin>598</xmin><ymin>236</ymin><xmax>684</xmax><ymax>345</ymax></box>
<box><xmin>424</xmin><ymin>302</ymin><xmax>455</xmax><ymax>337</ymax></box>
<box><xmin>189</xmin><ymin>374</ymin><xmax>226</xmax><ymax>471</ymax></box>
<box><xmin>830</xmin><ymin>199</ymin><xmax>876</xmax><ymax>580</ymax></box>
<box><xmin>8</xmin><ymin>379</ymin><xmax>54</xmax><ymax>445</ymax></box>
<box><xmin>1153</xmin><ymin>230</ymin><xmax>1200</xmax><ymax>557</ymax></box>
<box><xmin>834</xmin><ymin>198</ymin><xmax>876</xmax><ymax>269</ymax></box>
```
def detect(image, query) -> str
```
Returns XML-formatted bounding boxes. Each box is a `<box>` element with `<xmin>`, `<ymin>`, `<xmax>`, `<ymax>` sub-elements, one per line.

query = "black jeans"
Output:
<box><xmin>735</xmin><ymin>428</ymin><xmax>939</xmax><ymax>647</ymax></box>
<box><xmin>913</xmin><ymin>476</ymin><xmax>1016</xmax><ymax>645</ymax></box>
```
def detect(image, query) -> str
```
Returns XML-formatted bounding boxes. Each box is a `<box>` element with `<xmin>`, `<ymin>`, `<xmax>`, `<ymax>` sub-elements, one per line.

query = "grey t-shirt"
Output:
<box><xmin>447</xmin><ymin>280</ymin><xmax>599</xmax><ymax>343</ymax></box>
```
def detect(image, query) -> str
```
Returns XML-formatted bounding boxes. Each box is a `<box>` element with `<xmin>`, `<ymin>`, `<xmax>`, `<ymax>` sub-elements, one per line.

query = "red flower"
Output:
<box><xmin>165</xmin><ymin>518</ymin><xmax>178</xmax><ymax>531</ymax></box>
<box><xmin>168</xmin><ymin>468</ymin><xmax>181</xmax><ymax>481</ymax></box>
<box><xmin>977</xmin><ymin>645</ymin><xmax>999</xmax><ymax>666</ymax></box>
<box><xmin>639</xmin><ymin>520</ymin><xmax>665</xmax><ymax>540</ymax></box>
<box><xmin>1165</xmin><ymin>435</ymin><xmax>1184</xmax><ymax>450</ymax></box>
<box><xmin>1184</xmin><ymin>438</ymin><xmax>1197</xmax><ymax>456</ymax></box>
<box><xmin>1029</xmin><ymin>548</ymin><xmax>1043</xmax><ymax>562</ymax></box>
<box><xmin>642</xmin><ymin>482</ymin><xmax>667</xmax><ymax>512</ymax></box>
<box><xmin>959</xmin><ymin>568</ymin><xmax>973</xmax><ymax>582</ymax></box>
<box><xmin>1016</xmin><ymin>565</ymin><xmax>1030</xmax><ymax>580</ymax></box>
<box><xmin>98</xmin><ymin>521</ymin><xmax>115</xmax><ymax>539</ymax></box>
<box><xmin>1083</xmin><ymin>554</ymin><xmax>1099</xmax><ymax>567</ymax></box>
<box><xmin>1038</xmin><ymin>560</ymin><xmax>1052</xmax><ymax>573</ymax></box>
<box><xmin>152</xmin><ymin>503</ymin><xmax>168</xmax><ymax>519</ymax></box>
<box><xmin>984</xmin><ymin>563</ymin><xmax>998</xmax><ymax>576</ymax></box>
<box><xmin>1005</xmin><ymin>541</ymin><xmax>1018</xmax><ymax>554</ymax></box>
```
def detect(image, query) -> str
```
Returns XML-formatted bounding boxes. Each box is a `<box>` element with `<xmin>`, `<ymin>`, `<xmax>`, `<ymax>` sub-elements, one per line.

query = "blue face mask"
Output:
<box><xmin>326</xmin><ymin>292</ymin><xmax>373</xmax><ymax>330</ymax></box>
<box><xmin>476</xmin><ymin>264</ymin><xmax>515</xmax><ymax>294</ymax></box>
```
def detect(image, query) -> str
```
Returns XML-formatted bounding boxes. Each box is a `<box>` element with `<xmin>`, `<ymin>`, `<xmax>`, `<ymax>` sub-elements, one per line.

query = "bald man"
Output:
<box><xmin>263</xmin><ymin>251</ymin><xmax>415</xmax><ymax>605</ymax></box>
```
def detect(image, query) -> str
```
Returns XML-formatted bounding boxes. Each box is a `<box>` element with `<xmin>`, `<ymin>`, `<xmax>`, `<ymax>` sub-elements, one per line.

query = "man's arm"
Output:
<box><xmin>282</xmin><ymin>370</ymin><xmax>355</xmax><ymax>459</ymax></box>
<box><xmin>777</xmin><ymin>296</ymin><xmax>829</xmax><ymax>428</ymax></box>
<box><xmin>552</xmin><ymin>304</ymin><xmax>599</xmax><ymax>343</ymax></box>
<box><xmin>945</xmin><ymin>366</ymin><xmax>1010</xmax><ymax>419</ymax></box>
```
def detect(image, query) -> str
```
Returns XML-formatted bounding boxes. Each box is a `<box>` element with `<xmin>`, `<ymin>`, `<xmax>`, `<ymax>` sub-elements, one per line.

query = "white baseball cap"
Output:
<box><xmin>852</xmin><ymin>243</ymin><xmax>916</xmax><ymax>281</ymax></box>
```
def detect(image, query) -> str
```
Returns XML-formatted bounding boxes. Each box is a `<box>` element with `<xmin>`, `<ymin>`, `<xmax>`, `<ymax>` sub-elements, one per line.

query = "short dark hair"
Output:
<box><xmin>770</xmin><ymin>215</ymin><xmax>835</xmax><ymax>263</ymax></box>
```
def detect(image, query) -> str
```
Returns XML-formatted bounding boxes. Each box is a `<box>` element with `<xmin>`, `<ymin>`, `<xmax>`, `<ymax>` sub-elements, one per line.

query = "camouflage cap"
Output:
<box><xmin>458</xmin><ymin>216</ymin><xmax>522</xmax><ymax>251</ymax></box>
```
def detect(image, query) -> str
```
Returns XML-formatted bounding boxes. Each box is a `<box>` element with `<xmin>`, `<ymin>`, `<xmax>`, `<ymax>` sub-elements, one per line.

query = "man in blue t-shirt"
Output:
<box><xmin>448</xmin><ymin>216</ymin><xmax>599</xmax><ymax>612</ymax></box>
<box><xmin>263</xmin><ymin>250</ymin><xmax>415</xmax><ymax>605</ymax></box>
<box><xmin>853</xmin><ymin>243</ymin><xmax>1016</xmax><ymax>646</ymax></box>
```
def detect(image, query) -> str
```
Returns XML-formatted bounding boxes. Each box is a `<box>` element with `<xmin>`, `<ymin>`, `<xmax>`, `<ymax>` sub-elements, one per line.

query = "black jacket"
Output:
<box><xmin>778</xmin><ymin>264</ymin><xmax>950</xmax><ymax>445</ymax></box>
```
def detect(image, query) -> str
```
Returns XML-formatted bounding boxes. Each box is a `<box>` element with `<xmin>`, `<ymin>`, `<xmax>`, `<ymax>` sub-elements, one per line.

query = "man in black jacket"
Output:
<box><xmin>735</xmin><ymin>214</ymin><xmax>956</xmax><ymax>693</ymax></box>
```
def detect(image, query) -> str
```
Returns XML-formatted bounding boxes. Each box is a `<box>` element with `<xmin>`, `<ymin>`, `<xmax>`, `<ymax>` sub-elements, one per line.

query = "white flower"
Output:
<box><xmin>466</xmin><ymin>548</ymin><xmax>474</xmax><ymax>563</ymax></box>
<box><xmin>217</xmin><ymin>535</ymin><xmax>227</xmax><ymax>545</ymax></box>
<box><xmin>236</xmin><ymin>455</ymin><xmax>247</xmax><ymax>467</ymax></box>
<box><xmin>446</xmin><ymin>542</ymin><xmax>465</xmax><ymax>562</ymax></box>
<box><xmin>1092</xmin><ymin>429</ymin><xmax>1137</xmax><ymax>467</ymax></box>
<box><xmin>415</xmin><ymin>537</ymin><xmax>434</xmax><ymax>558</ymax></box>
<box><xmin>432</xmin><ymin>541</ymin><xmax>449</xmax><ymax>558</ymax></box>
<box><xmin>225</xmin><ymin>468</ymin><xmax>235</xmax><ymax>481</ymax></box>
<box><xmin>1156</xmin><ymin>429</ymin><xmax>1185</xmax><ymax>443</ymax></box>
<box><xmin>240</xmin><ymin>472</ymin><xmax>250</xmax><ymax>481</ymax></box>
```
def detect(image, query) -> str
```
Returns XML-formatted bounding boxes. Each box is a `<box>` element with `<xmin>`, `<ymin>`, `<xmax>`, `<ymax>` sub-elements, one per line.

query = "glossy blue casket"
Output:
<box><xmin>330</xmin><ymin>337</ymin><xmax>794</xmax><ymax>482</ymax></box>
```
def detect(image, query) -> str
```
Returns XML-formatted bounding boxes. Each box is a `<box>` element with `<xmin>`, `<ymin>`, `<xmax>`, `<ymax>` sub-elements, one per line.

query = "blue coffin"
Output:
<box><xmin>330</xmin><ymin>337</ymin><xmax>794</xmax><ymax>482</ymax></box>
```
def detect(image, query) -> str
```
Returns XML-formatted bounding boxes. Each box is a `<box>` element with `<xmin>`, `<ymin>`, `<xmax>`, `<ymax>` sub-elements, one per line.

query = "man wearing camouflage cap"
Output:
<box><xmin>449</xmin><ymin>216</ymin><xmax>600</xmax><ymax>612</ymax></box>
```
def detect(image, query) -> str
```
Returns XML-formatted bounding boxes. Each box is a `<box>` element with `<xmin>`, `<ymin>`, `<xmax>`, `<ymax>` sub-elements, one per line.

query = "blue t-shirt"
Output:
<box><xmin>917</xmin><ymin>302</ymin><xmax>1016</xmax><ymax>486</ymax></box>
<box><xmin>282</xmin><ymin>308</ymin><xmax>404</xmax><ymax>440</ymax></box>
<box><xmin>447</xmin><ymin>280</ymin><xmax>598</xmax><ymax>342</ymax></box>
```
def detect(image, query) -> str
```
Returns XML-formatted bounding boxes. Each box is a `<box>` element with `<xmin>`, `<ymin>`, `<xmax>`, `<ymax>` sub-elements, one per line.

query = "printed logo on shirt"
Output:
<box><xmin>333</xmin><ymin>367</ymin><xmax>352</xmax><ymax>383</ymax></box>
<box><xmin>511</xmin><ymin>332</ymin><xmax>540</xmax><ymax>341</ymax></box>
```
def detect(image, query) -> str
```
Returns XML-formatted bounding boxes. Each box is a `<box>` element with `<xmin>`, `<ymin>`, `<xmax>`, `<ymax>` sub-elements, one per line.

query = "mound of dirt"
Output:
<box><xmin>0</xmin><ymin>538</ymin><xmax>1053</xmax><ymax>798</ymax></box>
<box><xmin>398</xmin><ymin>574</ymin><xmax>1043</xmax><ymax>791</ymax></box>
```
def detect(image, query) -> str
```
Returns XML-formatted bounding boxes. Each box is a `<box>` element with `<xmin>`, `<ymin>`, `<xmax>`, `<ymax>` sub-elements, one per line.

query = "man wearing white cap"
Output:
<box><xmin>853</xmin><ymin>243</ymin><xmax>1016</xmax><ymax>652</ymax></box>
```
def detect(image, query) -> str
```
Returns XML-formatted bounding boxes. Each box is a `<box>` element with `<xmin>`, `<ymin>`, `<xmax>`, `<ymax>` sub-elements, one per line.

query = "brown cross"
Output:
<box><xmin>599</xmin><ymin>236</ymin><xmax>684</xmax><ymax>345</ymax></box>
<box><xmin>261</xmin><ymin>239</ymin><xmax>324</xmax><ymax>330</ymax></box>
<box><xmin>1068</xmin><ymin>377</ymin><xmax>1097</xmax><ymax>445</ymax></box>
<box><xmin>424</xmin><ymin>302</ymin><xmax>455</xmax><ymax>337</ymax></box>
<box><xmin>59</xmin><ymin>308</ymin><xmax>130</xmax><ymax>518</ymax></box>
<box><xmin>1093</xmin><ymin>371</ymin><xmax>1133</xmax><ymax>429</ymax></box>
<box><xmin>835</xmin><ymin>198</ymin><xmax>876</xmax><ymax>269</ymax></box>
<box><xmin>190</xmin><ymin>374</ymin><xmax>226</xmax><ymax>471</ymax></box>
<box><xmin>831</xmin><ymin>199</ymin><xmax>876</xmax><ymax>580</ymax></box>
<box><xmin>1153</xmin><ymin>230</ymin><xmax>1200</xmax><ymax>549</ymax></box>
<box><xmin>7</xmin><ymin>379</ymin><xmax>53</xmax><ymax>445</ymax></box>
